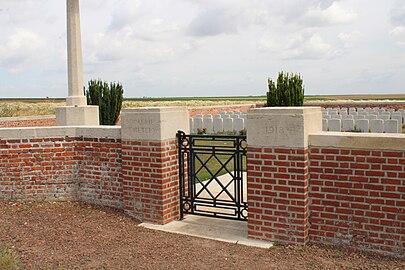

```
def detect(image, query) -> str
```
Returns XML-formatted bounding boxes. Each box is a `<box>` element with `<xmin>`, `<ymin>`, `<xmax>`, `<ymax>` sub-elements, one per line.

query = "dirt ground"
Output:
<box><xmin>0</xmin><ymin>202</ymin><xmax>403</xmax><ymax>270</ymax></box>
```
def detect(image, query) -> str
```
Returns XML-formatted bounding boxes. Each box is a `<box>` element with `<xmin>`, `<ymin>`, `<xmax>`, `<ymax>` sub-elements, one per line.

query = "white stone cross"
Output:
<box><xmin>55</xmin><ymin>0</ymin><xmax>99</xmax><ymax>126</ymax></box>
<box><xmin>66</xmin><ymin>0</ymin><xmax>86</xmax><ymax>106</ymax></box>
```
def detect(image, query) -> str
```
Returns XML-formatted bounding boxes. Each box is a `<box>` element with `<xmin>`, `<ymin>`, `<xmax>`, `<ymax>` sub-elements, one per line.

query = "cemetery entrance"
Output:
<box><xmin>177</xmin><ymin>131</ymin><xmax>248</xmax><ymax>221</ymax></box>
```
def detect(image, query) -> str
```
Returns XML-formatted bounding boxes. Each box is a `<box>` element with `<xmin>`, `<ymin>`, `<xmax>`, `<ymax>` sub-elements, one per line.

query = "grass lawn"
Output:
<box><xmin>188</xmin><ymin>137</ymin><xmax>246</xmax><ymax>182</ymax></box>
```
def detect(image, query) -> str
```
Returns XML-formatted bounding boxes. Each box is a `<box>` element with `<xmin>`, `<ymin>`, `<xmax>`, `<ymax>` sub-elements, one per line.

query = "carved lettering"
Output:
<box><xmin>265</xmin><ymin>126</ymin><xmax>285</xmax><ymax>134</ymax></box>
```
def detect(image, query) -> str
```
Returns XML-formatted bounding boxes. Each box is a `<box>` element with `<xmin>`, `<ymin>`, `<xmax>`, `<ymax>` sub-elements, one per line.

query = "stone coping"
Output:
<box><xmin>0</xmin><ymin>115</ymin><xmax>56</xmax><ymax>122</ymax></box>
<box><xmin>188</xmin><ymin>103</ymin><xmax>257</xmax><ymax>109</ymax></box>
<box><xmin>0</xmin><ymin>126</ymin><xmax>121</xmax><ymax>140</ymax></box>
<box><xmin>122</xmin><ymin>107</ymin><xmax>188</xmax><ymax>113</ymax></box>
<box><xmin>309</xmin><ymin>132</ymin><xmax>405</xmax><ymax>151</ymax></box>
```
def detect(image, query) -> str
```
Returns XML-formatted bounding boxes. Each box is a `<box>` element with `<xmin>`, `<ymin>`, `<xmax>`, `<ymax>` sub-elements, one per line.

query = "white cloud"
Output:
<box><xmin>301</xmin><ymin>1</ymin><xmax>357</xmax><ymax>27</ymax></box>
<box><xmin>0</xmin><ymin>0</ymin><xmax>404</xmax><ymax>97</ymax></box>
<box><xmin>282</xmin><ymin>33</ymin><xmax>333</xmax><ymax>60</ymax></box>
<box><xmin>0</xmin><ymin>29</ymin><xmax>45</xmax><ymax>74</ymax></box>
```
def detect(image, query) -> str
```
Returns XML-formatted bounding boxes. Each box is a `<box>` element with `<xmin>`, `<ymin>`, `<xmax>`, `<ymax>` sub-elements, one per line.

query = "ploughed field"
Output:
<box><xmin>1</xmin><ymin>95</ymin><xmax>405</xmax><ymax>118</ymax></box>
<box><xmin>0</xmin><ymin>202</ymin><xmax>404</xmax><ymax>270</ymax></box>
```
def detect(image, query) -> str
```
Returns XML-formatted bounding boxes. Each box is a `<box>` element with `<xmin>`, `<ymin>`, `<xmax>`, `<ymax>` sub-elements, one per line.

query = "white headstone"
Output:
<box><xmin>214</xmin><ymin>114</ymin><xmax>222</xmax><ymax>119</ymax></box>
<box><xmin>234</xmin><ymin>118</ymin><xmax>245</xmax><ymax>132</ymax></box>
<box><xmin>194</xmin><ymin>117</ymin><xmax>203</xmax><ymax>132</ymax></box>
<box><xmin>342</xmin><ymin>119</ymin><xmax>355</xmax><ymax>132</ymax></box>
<box><xmin>378</xmin><ymin>115</ymin><xmax>390</xmax><ymax>121</ymax></box>
<box><xmin>355</xmin><ymin>119</ymin><xmax>369</xmax><ymax>133</ymax></box>
<box><xmin>370</xmin><ymin>119</ymin><xmax>384</xmax><ymax>133</ymax></box>
<box><xmin>213</xmin><ymin>118</ymin><xmax>224</xmax><ymax>133</ymax></box>
<box><xmin>203</xmin><ymin>118</ymin><xmax>214</xmax><ymax>132</ymax></box>
<box><xmin>189</xmin><ymin>118</ymin><xmax>194</xmax><ymax>133</ymax></box>
<box><xmin>322</xmin><ymin>119</ymin><xmax>328</xmax><ymax>131</ymax></box>
<box><xmin>223</xmin><ymin>114</ymin><xmax>231</xmax><ymax>119</ymax></box>
<box><xmin>329</xmin><ymin>109</ymin><xmax>338</xmax><ymax>115</ymax></box>
<box><xmin>328</xmin><ymin>119</ymin><xmax>341</xmax><ymax>132</ymax></box>
<box><xmin>391</xmin><ymin>114</ymin><xmax>402</xmax><ymax>129</ymax></box>
<box><xmin>366</xmin><ymin>115</ymin><xmax>377</xmax><ymax>120</ymax></box>
<box><xmin>384</xmin><ymin>119</ymin><xmax>399</xmax><ymax>133</ymax></box>
<box><xmin>331</xmin><ymin>114</ymin><xmax>342</xmax><ymax>120</ymax></box>
<box><xmin>223</xmin><ymin>118</ymin><xmax>234</xmax><ymax>132</ymax></box>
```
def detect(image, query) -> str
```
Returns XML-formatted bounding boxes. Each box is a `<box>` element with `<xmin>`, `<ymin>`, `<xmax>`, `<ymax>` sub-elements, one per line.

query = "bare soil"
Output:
<box><xmin>0</xmin><ymin>202</ymin><xmax>403</xmax><ymax>270</ymax></box>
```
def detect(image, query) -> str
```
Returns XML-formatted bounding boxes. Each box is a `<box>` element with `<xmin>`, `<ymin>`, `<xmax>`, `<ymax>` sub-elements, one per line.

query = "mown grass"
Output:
<box><xmin>0</xmin><ymin>247</ymin><xmax>23</xmax><ymax>270</ymax></box>
<box><xmin>192</xmin><ymin>138</ymin><xmax>246</xmax><ymax>182</ymax></box>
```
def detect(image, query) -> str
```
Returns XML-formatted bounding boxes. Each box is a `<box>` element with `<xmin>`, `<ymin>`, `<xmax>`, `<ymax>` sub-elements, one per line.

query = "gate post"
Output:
<box><xmin>121</xmin><ymin>107</ymin><xmax>189</xmax><ymax>225</ymax></box>
<box><xmin>246</xmin><ymin>107</ymin><xmax>322</xmax><ymax>244</ymax></box>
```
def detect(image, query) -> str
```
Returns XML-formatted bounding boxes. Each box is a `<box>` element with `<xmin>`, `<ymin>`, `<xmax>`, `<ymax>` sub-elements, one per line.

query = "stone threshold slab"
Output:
<box><xmin>139</xmin><ymin>215</ymin><xmax>273</xmax><ymax>249</ymax></box>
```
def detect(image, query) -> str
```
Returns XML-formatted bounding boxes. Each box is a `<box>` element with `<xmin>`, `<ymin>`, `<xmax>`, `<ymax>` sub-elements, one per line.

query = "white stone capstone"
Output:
<box><xmin>247</xmin><ymin>107</ymin><xmax>322</xmax><ymax>148</ymax></box>
<box><xmin>121</xmin><ymin>107</ymin><xmax>189</xmax><ymax>141</ymax></box>
<box><xmin>55</xmin><ymin>106</ymin><xmax>99</xmax><ymax>126</ymax></box>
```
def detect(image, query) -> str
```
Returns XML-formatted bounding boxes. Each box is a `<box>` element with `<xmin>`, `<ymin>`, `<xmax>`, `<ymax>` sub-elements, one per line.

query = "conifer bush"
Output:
<box><xmin>266</xmin><ymin>72</ymin><xmax>304</xmax><ymax>107</ymax></box>
<box><xmin>85</xmin><ymin>79</ymin><xmax>124</xmax><ymax>125</ymax></box>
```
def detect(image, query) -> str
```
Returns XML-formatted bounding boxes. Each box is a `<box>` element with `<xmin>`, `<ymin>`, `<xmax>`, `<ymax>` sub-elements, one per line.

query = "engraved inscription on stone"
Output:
<box><xmin>265</xmin><ymin>126</ymin><xmax>285</xmax><ymax>134</ymax></box>
<box><xmin>133</xmin><ymin>118</ymin><xmax>157</xmax><ymax>134</ymax></box>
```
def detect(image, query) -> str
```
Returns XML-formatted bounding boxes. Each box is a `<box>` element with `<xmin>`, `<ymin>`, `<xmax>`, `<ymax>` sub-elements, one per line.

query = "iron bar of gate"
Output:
<box><xmin>177</xmin><ymin>130</ymin><xmax>248</xmax><ymax>221</ymax></box>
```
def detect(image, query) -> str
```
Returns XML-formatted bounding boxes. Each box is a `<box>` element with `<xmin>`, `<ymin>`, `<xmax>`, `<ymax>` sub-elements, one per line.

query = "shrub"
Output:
<box><xmin>85</xmin><ymin>79</ymin><xmax>124</xmax><ymax>125</ymax></box>
<box><xmin>266</xmin><ymin>72</ymin><xmax>304</xmax><ymax>107</ymax></box>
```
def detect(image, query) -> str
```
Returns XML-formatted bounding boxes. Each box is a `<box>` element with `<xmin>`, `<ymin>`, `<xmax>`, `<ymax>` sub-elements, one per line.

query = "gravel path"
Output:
<box><xmin>0</xmin><ymin>202</ymin><xmax>403</xmax><ymax>270</ymax></box>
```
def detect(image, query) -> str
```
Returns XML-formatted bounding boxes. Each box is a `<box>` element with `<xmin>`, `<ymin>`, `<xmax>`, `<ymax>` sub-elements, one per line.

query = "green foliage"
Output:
<box><xmin>266</xmin><ymin>72</ymin><xmax>305</xmax><ymax>107</ymax></box>
<box><xmin>85</xmin><ymin>79</ymin><xmax>124</xmax><ymax>125</ymax></box>
<box><xmin>0</xmin><ymin>247</ymin><xmax>23</xmax><ymax>270</ymax></box>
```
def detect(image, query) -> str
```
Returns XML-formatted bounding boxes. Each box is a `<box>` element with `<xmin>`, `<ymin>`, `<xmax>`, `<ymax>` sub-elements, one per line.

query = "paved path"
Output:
<box><xmin>140</xmin><ymin>215</ymin><xmax>272</xmax><ymax>249</ymax></box>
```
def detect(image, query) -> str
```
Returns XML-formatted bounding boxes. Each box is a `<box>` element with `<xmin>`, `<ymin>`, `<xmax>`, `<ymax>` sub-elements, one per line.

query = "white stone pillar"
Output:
<box><xmin>56</xmin><ymin>0</ymin><xmax>99</xmax><ymax>126</ymax></box>
<box><xmin>66</xmin><ymin>0</ymin><xmax>86</xmax><ymax>106</ymax></box>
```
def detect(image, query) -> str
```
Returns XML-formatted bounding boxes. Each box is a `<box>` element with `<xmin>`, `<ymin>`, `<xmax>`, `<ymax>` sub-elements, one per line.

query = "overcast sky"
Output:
<box><xmin>0</xmin><ymin>0</ymin><xmax>404</xmax><ymax>98</ymax></box>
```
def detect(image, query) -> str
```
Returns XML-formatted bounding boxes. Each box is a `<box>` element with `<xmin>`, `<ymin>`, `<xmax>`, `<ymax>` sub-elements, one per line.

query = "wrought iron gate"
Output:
<box><xmin>177</xmin><ymin>130</ymin><xmax>248</xmax><ymax>221</ymax></box>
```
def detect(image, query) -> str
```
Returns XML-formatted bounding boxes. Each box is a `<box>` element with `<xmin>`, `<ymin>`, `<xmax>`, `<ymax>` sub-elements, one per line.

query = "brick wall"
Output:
<box><xmin>309</xmin><ymin>146</ymin><xmax>405</xmax><ymax>256</ymax></box>
<box><xmin>0</xmin><ymin>137</ymin><xmax>78</xmax><ymax>200</ymax></box>
<box><xmin>0</xmin><ymin>128</ymin><xmax>123</xmax><ymax>210</ymax></box>
<box><xmin>122</xmin><ymin>139</ymin><xmax>179</xmax><ymax>224</ymax></box>
<box><xmin>0</xmin><ymin>116</ymin><xmax>56</xmax><ymax>128</ymax></box>
<box><xmin>247</xmin><ymin>147</ymin><xmax>310</xmax><ymax>244</ymax></box>
<box><xmin>77</xmin><ymin>138</ymin><xmax>123</xmax><ymax>209</ymax></box>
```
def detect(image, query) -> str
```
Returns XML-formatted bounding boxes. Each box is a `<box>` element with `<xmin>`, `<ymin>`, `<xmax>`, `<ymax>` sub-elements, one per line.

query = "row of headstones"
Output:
<box><xmin>322</xmin><ymin>108</ymin><xmax>404</xmax><ymax>133</ymax></box>
<box><xmin>323</xmin><ymin>118</ymin><xmax>401</xmax><ymax>133</ymax></box>
<box><xmin>190</xmin><ymin>112</ymin><xmax>247</xmax><ymax>133</ymax></box>
<box><xmin>323</xmin><ymin>108</ymin><xmax>405</xmax><ymax>121</ymax></box>
<box><xmin>323</xmin><ymin>107</ymin><xmax>405</xmax><ymax>116</ymax></box>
